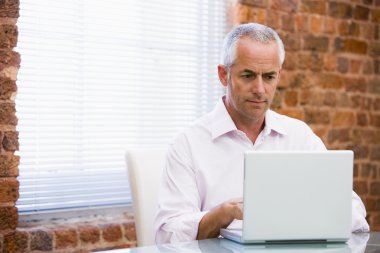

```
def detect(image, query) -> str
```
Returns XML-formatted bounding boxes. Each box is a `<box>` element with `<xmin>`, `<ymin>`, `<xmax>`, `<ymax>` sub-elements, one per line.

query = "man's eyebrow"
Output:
<box><xmin>263</xmin><ymin>71</ymin><xmax>278</xmax><ymax>75</ymax></box>
<box><xmin>240</xmin><ymin>69</ymin><xmax>255</xmax><ymax>73</ymax></box>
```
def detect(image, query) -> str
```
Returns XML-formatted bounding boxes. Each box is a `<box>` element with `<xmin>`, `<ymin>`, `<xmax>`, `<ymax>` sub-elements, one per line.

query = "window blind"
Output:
<box><xmin>16</xmin><ymin>0</ymin><xmax>226</xmax><ymax>214</ymax></box>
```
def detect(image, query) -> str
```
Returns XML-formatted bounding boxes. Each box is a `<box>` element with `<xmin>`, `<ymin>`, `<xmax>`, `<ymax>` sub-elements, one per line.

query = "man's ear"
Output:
<box><xmin>217</xmin><ymin>64</ymin><xmax>228</xmax><ymax>87</ymax></box>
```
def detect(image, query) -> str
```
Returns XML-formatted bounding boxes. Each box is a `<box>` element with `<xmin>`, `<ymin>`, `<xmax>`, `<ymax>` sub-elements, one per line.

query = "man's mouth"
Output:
<box><xmin>247</xmin><ymin>99</ymin><xmax>266</xmax><ymax>104</ymax></box>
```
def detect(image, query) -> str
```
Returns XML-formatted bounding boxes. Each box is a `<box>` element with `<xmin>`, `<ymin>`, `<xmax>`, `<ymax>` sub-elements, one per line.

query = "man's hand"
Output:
<box><xmin>196</xmin><ymin>198</ymin><xmax>243</xmax><ymax>240</ymax></box>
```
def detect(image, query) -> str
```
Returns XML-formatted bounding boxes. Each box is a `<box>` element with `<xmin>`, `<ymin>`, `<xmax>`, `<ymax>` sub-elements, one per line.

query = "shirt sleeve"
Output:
<box><xmin>154</xmin><ymin>133</ymin><xmax>207</xmax><ymax>244</ymax></box>
<box><xmin>351</xmin><ymin>191</ymin><xmax>370</xmax><ymax>232</ymax></box>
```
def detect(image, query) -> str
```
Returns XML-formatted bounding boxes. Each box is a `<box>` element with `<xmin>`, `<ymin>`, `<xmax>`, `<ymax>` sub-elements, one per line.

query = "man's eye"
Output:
<box><xmin>264</xmin><ymin>75</ymin><xmax>276</xmax><ymax>81</ymax></box>
<box><xmin>241</xmin><ymin>73</ymin><xmax>252</xmax><ymax>78</ymax></box>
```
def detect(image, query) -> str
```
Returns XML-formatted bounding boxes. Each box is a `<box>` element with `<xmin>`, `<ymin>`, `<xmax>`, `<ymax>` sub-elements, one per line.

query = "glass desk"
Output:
<box><xmin>96</xmin><ymin>232</ymin><xmax>380</xmax><ymax>253</ymax></box>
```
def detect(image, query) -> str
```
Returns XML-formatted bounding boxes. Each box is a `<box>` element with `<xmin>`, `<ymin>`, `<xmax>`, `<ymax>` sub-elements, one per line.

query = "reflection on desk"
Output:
<box><xmin>94</xmin><ymin>232</ymin><xmax>380</xmax><ymax>253</ymax></box>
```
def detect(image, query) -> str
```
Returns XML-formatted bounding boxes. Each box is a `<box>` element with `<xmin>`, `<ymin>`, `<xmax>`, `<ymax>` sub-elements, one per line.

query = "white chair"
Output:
<box><xmin>126</xmin><ymin>149</ymin><xmax>167</xmax><ymax>246</ymax></box>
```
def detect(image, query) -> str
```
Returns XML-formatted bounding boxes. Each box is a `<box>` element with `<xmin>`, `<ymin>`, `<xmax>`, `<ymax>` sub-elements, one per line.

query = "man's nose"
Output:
<box><xmin>251</xmin><ymin>76</ymin><xmax>265</xmax><ymax>94</ymax></box>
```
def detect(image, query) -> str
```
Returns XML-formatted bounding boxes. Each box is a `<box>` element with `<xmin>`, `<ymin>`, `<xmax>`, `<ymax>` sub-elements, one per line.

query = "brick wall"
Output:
<box><xmin>0</xmin><ymin>0</ymin><xmax>21</xmax><ymax>252</ymax></box>
<box><xmin>3</xmin><ymin>217</ymin><xmax>136</xmax><ymax>253</ymax></box>
<box><xmin>231</xmin><ymin>0</ymin><xmax>380</xmax><ymax>230</ymax></box>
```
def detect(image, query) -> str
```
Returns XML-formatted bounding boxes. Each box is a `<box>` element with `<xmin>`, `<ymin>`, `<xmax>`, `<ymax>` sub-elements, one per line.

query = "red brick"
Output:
<box><xmin>374</xmin><ymin>98</ymin><xmax>380</xmax><ymax>110</ymax></box>
<box><xmin>350</xmin><ymin>59</ymin><xmax>362</xmax><ymax>74</ymax></box>
<box><xmin>353</xmin><ymin>129</ymin><xmax>379</xmax><ymax>145</ymax></box>
<box><xmin>298</xmin><ymin>52</ymin><xmax>323</xmax><ymax>71</ymax></box>
<box><xmin>0</xmin><ymin>50</ymin><xmax>20</xmax><ymax>72</ymax></box>
<box><xmin>344</xmin><ymin>77</ymin><xmax>367</xmax><ymax>93</ymax></box>
<box><xmin>354</xmin><ymin>181</ymin><xmax>368</xmax><ymax>195</ymax></box>
<box><xmin>122</xmin><ymin>222</ymin><xmax>136</xmax><ymax>241</ymax></box>
<box><xmin>278</xmin><ymin>71</ymin><xmax>307</xmax><ymax>88</ymax></box>
<box><xmin>320</xmin><ymin>91</ymin><xmax>336</xmax><ymax>107</ymax></box>
<box><xmin>335</xmin><ymin>38</ymin><xmax>368</xmax><ymax>54</ymax></box>
<box><xmin>271</xmin><ymin>0</ymin><xmax>298</xmax><ymax>12</ymax></box>
<box><xmin>295</xmin><ymin>15</ymin><xmax>308</xmax><ymax>32</ymax></box>
<box><xmin>267</xmin><ymin>10</ymin><xmax>282</xmax><ymax>29</ymax></box>
<box><xmin>336</xmin><ymin>93</ymin><xmax>351</xmax><ymax>108</ymax></box>
<box><xmin>276</xmin><ymin>109</ymin><xmax>304</xmax><ymax>121</ymax></box>
<box><xmin>3</xmin><ymin>131</ymin><xmax>18</xmax><ymax>151</ymax></box>
<box><xmin>0</xmin><ymin>154</ymin><xmax>19</xmax><ymax>177</ymax></box>
<box><xmin>348</xmin><ymin>144</ymin><xmax>369</xmax><ymax>159</ymax></box>
<box><xmin>317</xmin><ymin>73</ymin><xmax>343</xmax><ymax>90</ymax></box>
<box><xmin>0</xmin><ymin>178</ymin><xmax>18</xmax><ymax>203</ymax></box>
<box><xmin>239</xmin><ymin>0</ymin><xmax>268</xmax><ymax>7</ymax></box>
<box><xmin>284</xmin><ymin>90</ymin><xmax>298</xmax><ymax>107</ymax></box>
<box><xmin>55</xmin><ymin>227</ymin><xmax>78</xmax><ymax>249</ymax></box>
<box><xmin>354</xmin><ymin>163</ymin><xmax>359</xmax><ymax>178</ymax></box>
<box><xmin>280</xmin><ymin>32</ymin><xmax>301</xmax><ymax>51</ymax></box>
<box><xmin>370</xmin><ymin>182</ymin><xmax>380</xmax><ymax>196</ymax></box>
<box><xmin>357</xmin><ymin>113</ymin><xmax>368</xmax><ymax>126</ymax></box>
<box><xmin>271</xmin><ymin>89</ymin><xmax>283</xmax><ymax>109</ymax></box>
<box><xmin>371</xmin><ymin>114</ymin><xmax>380</xmax><ymax>128</ymax></box>
<box><xmin>0</xmin><ymin>0</ymin><xmax>19</xmax><ymax>18</ymax></box>
<box><xmin>375</xmin><ymin>59</ymin><xmax>380</xmax><ymax>74</ymax></box>
<box><xmin>366</xmin><ymin>197</ymin><xmax>380</xmax><ymax>211</ymax></box>
<box><xmin>327</xmin><ymin>128</ymin><xmax>350</xmax><ymax>144</ymax></box>
<box><xmin>305</xmin><ymin>109</ymin><xmax>330</xmax><ymax>124</ymax></box>
<box><xmin>361</xmin><ymin>163</ymin><xmax>377</xmax><ymax>179</ymax></box>
<box><xmin>247</xmin><ymin>8</ymin><xmax>267</xmax><ymax>24</ymax></box>
<box><xmin>0</xmin><ymin>102</ymin><xmax>17</xmax><ymax>125</ymax></box>
<box><xmin>338</xmin><ymin>21</ymin><xmax>360</xmax><ymax>37</ymax></box>
<box><xmin>300</xmin><ymin>0</ymin><xmax>326</xmax><ymax>15</ymax></box>
<box><xmin>303</xmin><ymin>35</ymin><xmax>329</xmax><ymax>52</ymax></box>
<box><xmin>312</xmin><ymin>127</ymin><xmax>328</xmax><ymax>140</ymax></box>
<box><xmin>368</xmin><ymin>78</ymin><xmax>380</xmax><ymax>94</ymax></box>
<box><xmin>328</xmin><ymin>2</ymin><xmax>353</xmax><ymax>19</ymax></box>
<box><xmin>3</xmin><ymin>230</ymin><xmax>28</xmax><ymax>253</ymax></box>
<box><xmin>354</xmin><ymin>5</ymin><xmax>370</xmax><ymax>20</ymax></box>
<box><xmin>323</xmin><ymin>18</ymin><xmax>336</xmax><ymax>35</ymax></box>
<box><xmin>372</xmin><ymin>8</ymin><xmax>380</xmax><ymax>23</ymax></box>
<box><xmin>332</xmin><ymin>111</ymin><xmax>355</xmax><ymax>127</ymax></box>
<box><xmin>372</xmin><ymin>214</ymin><xmax>380</xmax><ymax>231</ymax></box>
<box><xmin>0</xmin><ymin>206</ymin><xmax>17</xmax><ymax>230</ymax></box>
<box><xmin>79</xmin><ymin>225</ymin><xmax>100</xmax><ymax>244</ymax></box>
<box><xmin>369</xmin><ymin>146</ymin><xmax>380</xmax><ymax>161</ymax></box>
<box><xmin>0</xmin><ymin>77</ymin><xmax>16</xmax><ymax>100</ymax></box>
<box><xmin>369</xmin><ymin>42</ymin><xmax>380</xmax><ymax>57</ymax></box>
<box><xmin>310</xmin><ymin>16</ymin><xmax>322</xmax><ymax>34</ymax></box>
<box><xmin>101</xmin><ymin>224</ymin><xmax>122</xmax><ymax>243</ymax></box>
<box><xmin>363</xmin><ymin>59</ymin><xmax>374</xmax><ymax>74</ymax></box>
<box><xmin>283</xmin><ymin>52</ymin><xmax>297</xmax><ymax>71</ymax></box>
<box><xmin>232</xmin><ymin>4</ymin><xmax>251</xmax><ymax>24</ymax></box>
<box><xmin>0</xmin><ymin>25</ymin><xmax>17</xmax><ymax>49</ymax></box>
<box><xmin>351</xmin><ymin>95</ymin><xmax>372</xmax><ymax>110</ymax></box>
<box><xmin>337</xmin><ymin>57</ymin><xmax>349</xmax><ymax>73</ymax></box>
<box><xmin>361</xmin><ymin>23</ymin><xmax>375</xmax><ymax>40</ymax></box>
<box><xmin>281</xmin><ymin>14</ymin><xmax>295</xmax><ymax>32</ymax></box>
<box><xmin>323</xmin><ymin>54</ymin><xmax>336</xmax><ymax>71</ymax></box>
<box><xmin>30</xmin><ymin>229</ymin><xmax>53</xmax><ymax>251</ymax></box>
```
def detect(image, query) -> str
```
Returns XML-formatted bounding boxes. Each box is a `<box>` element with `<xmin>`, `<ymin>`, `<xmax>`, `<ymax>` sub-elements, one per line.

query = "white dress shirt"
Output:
<box><xmin>154</xmin><ymin>97</ymin><xmax>370</xmax><ymax>244</ymax></box>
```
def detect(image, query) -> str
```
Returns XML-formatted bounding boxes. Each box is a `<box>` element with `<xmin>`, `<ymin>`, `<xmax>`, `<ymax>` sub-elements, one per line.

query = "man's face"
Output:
<box><xmin>218</xmin><ymin>37</ymin><xmax>282</xmax><ymax>124</ymax></box>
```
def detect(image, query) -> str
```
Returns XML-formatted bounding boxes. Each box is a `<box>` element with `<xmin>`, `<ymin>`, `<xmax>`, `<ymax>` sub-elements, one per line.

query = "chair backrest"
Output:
<box><xmin>126</xmin><ymin>149</ymin><xmax>167</xmax><ymax>246</ymax></box>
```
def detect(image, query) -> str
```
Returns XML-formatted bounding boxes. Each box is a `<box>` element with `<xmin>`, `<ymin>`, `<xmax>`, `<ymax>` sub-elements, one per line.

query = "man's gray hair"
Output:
<box><xmin>221</xmin><ymin>23</ymin><xmax>285</xmax><ymax>68</ymax></box>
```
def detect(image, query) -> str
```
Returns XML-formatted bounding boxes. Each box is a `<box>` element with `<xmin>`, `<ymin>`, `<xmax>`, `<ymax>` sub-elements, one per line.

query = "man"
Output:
<box><xmin>154</xmin><ymin>23</ymin><xmax>369</xmax><ymax>244</ymax></box>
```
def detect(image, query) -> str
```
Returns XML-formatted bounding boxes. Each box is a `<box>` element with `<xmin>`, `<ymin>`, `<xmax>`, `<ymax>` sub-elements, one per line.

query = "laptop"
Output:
<box><xmin>220</xmin><ymin>150</ymin><xmax>353</xmax><ymax>244</ymax></box>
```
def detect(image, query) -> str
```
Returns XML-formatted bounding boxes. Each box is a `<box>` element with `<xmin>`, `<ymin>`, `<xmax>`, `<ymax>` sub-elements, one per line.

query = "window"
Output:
<box><xmin>16</xmin><ymin>0</ymin><xmax>226</xmax><ymax>214</ymax></box>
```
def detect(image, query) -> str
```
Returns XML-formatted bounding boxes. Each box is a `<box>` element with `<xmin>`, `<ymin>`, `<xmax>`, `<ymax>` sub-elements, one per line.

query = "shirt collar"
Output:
<box><xmin>262</xmin><ymin>109</ymin><xmax>288</xmax><ymax>136</ymax></box>
<box><xmin>210</xmin><ymin>96</ymin><xmax>288</xmax><ymax>140</ymax></box>
<box><xmin>210</xmin><ymin>97</ymin><xmax>237</xmax><ymax>140</ymax></box>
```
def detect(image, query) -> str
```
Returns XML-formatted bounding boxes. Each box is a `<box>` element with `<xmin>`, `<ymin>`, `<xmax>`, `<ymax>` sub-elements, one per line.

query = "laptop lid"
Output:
<box><xmin>222</xmin><ymin>150</ymin><xmax>353</xmax><ymax>243</ymax></box>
